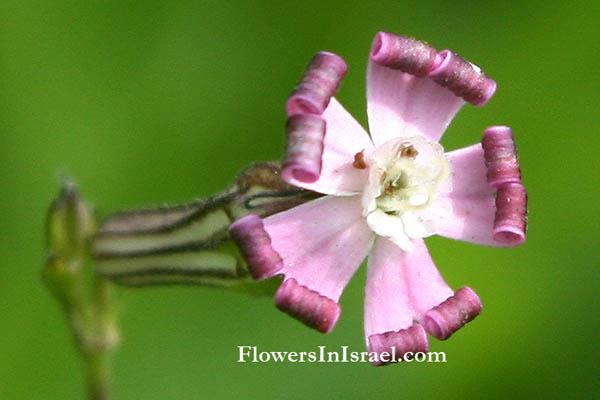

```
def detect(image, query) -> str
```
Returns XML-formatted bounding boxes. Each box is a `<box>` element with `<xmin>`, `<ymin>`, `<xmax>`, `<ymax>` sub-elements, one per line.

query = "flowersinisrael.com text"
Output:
<box><xmin>237</xmin><ymin>346</ymin><xmax>446</xmax><ymax>364</ymax></box>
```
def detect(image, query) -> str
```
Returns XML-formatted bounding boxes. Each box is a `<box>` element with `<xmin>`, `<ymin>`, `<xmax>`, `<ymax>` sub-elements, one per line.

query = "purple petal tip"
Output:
<box><xmin>286</xmin><ymin>52</ymin><xmax>347</xmax><ymax>116</ymax></box>
<box><xmin>423</xmin><ymin>287</ymin><xmax>482</xmax><ymax>340</ymax></box>
<box><xmin>229</xmin><ymin>215</ymin><xmax>283</xmax><ymax>280</ymax></box>
<box><xmin>493</xmin><ymin>182</ymin><xmax>527</xmax><ymax>246</ymax></box>
<box><xmin>369</xmin><ymin>32</ymin><xmax>437</xmax><ymax>77</ymax></box>
<box><xmin>367</xmin><ymin>325</ymin><xmax>429</xmax><ymax>366</ymax></box>
<box><xmin>275</xmin><ymin>278</ymin><xmax>341</xmax><ymax>334</ymax></box>
<box><xmin>482</xmin><ymin>125</ymin><xmax>522</xmax><ymax>188</ymax></box>
<box><xmin>428</xmin><ymin>49</ymin><xmax>496</xmax><ymax>106</ymax></box>
<box><xmin>282</xmin><ymin>114</ymin><xmax>326</xmax><ymax>184</ymax></box>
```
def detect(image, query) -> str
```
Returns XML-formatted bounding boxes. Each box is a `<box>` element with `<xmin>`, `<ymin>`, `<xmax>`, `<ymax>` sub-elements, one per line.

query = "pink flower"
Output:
<box><xmin>230</xmin><ymin>32</ymin><xmax>527</xmax><ymax>365</ymax></box>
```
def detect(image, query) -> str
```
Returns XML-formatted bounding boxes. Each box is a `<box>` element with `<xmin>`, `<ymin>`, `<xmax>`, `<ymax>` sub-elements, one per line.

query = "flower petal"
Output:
<box><xmin>264</xmin><ymin>195</ymin><xmax>373</xmax><ymax>332</ymax></box>
<box><xmin>366</xmin><ymin>60</ymin><xmax>465</xmax><ymax>146</ymax></box>
<box><xmin>364</xmin><ymin>237</ymin><xmax>417</xmax><ymax>340</ymax></box>
<box><xmin>396</xmin><ymin>239</ymin><xmax>482</xmax><ymax>341</ymax></box>
<box><xmin>364</xmin><ymin>237</ymin><xmax>429</xmax><ymax>364</ymax></box>
<box><xmin>446</xmin><ymin>143</ymin><xmax>493</xmax><ymax>197</ymax></box>
<box><xmin>402</xmin><ymin>239</ymin><xmax>454</xmax><ymax>317</ymax></box>
<box><xmin>283</xmin><ymin>97</ymin><xmax>374</xmax><ymax>195</ymax></box>
<box><xmin>432</xmin><ymin>144</ymin><xmax>503</xmax><ymax>246</ymax></box>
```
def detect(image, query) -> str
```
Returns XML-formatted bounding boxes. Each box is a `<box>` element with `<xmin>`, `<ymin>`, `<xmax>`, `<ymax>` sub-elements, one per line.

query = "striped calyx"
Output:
<box><xmin>422</xmin><ymin>287</ymin><xmax>483</xmax><ymax>340</ymax></box>
<box><xmin>91</xmin><ymin>164</ymin><xmax>316</xmax><ymax>288</ymax></box>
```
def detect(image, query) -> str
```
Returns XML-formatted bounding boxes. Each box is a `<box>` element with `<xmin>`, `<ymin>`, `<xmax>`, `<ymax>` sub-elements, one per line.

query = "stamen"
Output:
<box><xmin>369</xmin><ymin>32</ymin><xmax>437</xmax><ymax>77</ymax></box>
<box><xmin>493</xmin><ymin>182</ymin><xmax>527</xmax><ymax>246</ymax></box>
<box><xmin>286</xmin><ymin>52</ymin><xmax>347</xmax><ymax>116</ymax></box>
<box><xmin>367</xmin><ymin>325</ymin><xmax>429</xmax><ymax>366</ymax></box>
<box><xmin>482</xmin><ymin>126</ymin><xmax>521</xmax><ymax>187</ymax></box>
<box><xmin>282</xmin><ymin>114</ymin><xmax>326</xmax><ymax>183</ymax></box>
<box><xmin>353</xmin><ymin>150</ymin><xmax>367</xmax><ymax>169</ymax></box>
<box><xmin>399</xmin><ymin>144</ymin><xmax>418</xmax><ymax>158</ymax></box>
<box><xmin>228</xmin><ymin>214</ymin><xmax>283</xmax><ymax>280</ymax></box>
<box><xmin>428</xmin><ymin>50</ymin><xmax>496</xmax><ymax>106</ymax></box>
<box><xmin>275</xmin><ymin>278</ymin><xmax>341</xmax><ymax>334</ymax></box>
<box><xmin>422</xmin><ymin>287</ymin><xmax>482</xmax><ymax>340</ymax></box>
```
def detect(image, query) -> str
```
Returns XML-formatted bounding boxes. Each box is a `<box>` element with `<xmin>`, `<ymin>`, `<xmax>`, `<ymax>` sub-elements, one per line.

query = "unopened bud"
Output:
<box><xmin>46</xmin><ymin>180</ymin><xmax>95</xmax><ymax>260</ymax></box>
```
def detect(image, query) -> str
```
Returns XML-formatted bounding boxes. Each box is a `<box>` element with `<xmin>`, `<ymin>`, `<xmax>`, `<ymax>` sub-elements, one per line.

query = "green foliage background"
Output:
<box><xmin>1</xmin><ymin>0</ymin><xmax>599</xmax><ymax>398</ymax></box>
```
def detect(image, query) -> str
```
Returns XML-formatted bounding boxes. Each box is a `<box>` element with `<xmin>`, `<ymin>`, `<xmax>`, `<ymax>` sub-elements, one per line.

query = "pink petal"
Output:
<box><xmin>364</xmin><ymin>237</ymin><xmax>430</xmax><ymax>363</ymax></box>
<box><xmin>264</xmin><ymin>195</ymin><xmax>372</xmax><ymax>303</ymax></box>
<box><xmin>283</xmin><ymin>97</ymin><xmax>374</xmax><ymax>195</ymax></box>
<box><xmin>432</xmin><ymin>144</ymin><xmax>504</xmax><ymax>246</ymax></box>
<box><xmin>364</xmin><ymin>237</ymin><xmax>417</xmax><ymax>339</ymax></box>
<box><xmin>366</xmin><ymin>60</ymin><xmax>465</xmax><ymax>146</ymax></box>
<box><xmin>400</xmin><ymin>241</ymin><xmax>483</xmax><ymax>341</ymax></box>
<box><xmin>447</xmin><ymin>143</ymin><xmax>495</xmax><ymax>197</ymax></box>
<box><xmin>432</xmin><ymin>195</ymin><xmax>499</xmax><ymax>246</ymax></box>
<box><xmin>402</xmin><ymin>239</ymin><xmax>454</xmax><ymax>317</ymax></box>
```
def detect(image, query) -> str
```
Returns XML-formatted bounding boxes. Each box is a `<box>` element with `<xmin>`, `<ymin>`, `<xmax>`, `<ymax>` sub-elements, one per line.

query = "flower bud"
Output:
<box><xmin>46</xmin><ymin>180</ymin><xmax>95</xmax><ymax>261</ymax></box>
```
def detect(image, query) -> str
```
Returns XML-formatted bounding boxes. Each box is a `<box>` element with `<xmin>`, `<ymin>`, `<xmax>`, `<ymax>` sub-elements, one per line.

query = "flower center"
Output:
<box><xmin>361</xmin><ymin>136</ymin><xmax>451</xmax><ymax>251</ymax></box>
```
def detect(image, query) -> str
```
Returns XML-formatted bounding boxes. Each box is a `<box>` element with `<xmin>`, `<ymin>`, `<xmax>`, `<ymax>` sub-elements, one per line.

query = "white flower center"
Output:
<box><xmin>361</xmin><ymin>136</ymin><xmax>451</xmax><ymax>251</ymax></box>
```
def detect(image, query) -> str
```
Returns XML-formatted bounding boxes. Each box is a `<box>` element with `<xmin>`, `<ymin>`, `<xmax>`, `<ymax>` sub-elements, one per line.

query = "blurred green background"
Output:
<box><xmin>2</xmin><ymin>0</ymin><xmax>599</xmax><ymax>398</ymax></box>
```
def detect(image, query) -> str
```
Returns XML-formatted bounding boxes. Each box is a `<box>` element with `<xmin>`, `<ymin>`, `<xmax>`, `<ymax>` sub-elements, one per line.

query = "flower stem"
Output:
<box><xmin>82</xmin><ymin>275</ymin><xmax>117</xmax><ymax>400</ymax></box>
<box><xmin>84</xmin><ymin>346</ymin><xmax>111</xmax><ymax>400</ymax></box>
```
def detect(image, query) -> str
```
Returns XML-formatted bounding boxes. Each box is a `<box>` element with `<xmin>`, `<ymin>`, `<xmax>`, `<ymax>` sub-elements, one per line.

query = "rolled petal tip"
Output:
<box><xmin>482</xmin><ymin>126</ymin><xmax>522</xmax><ymax>187</ymax></box>
<box><xmin>286</xmin><ymin>52</ymin><xmax>347</xmax><ymax>116</ymax></box>
<box><xmin>229</xmin><ymin>215</ymin><xmax>283</xmax><ymax>280</ymax></box>
<box><xmin>367</xmin><ymin>325</ymin><xmax>429</xmax><ymax>366</ymax></box>
<box><xmin>428</xmin><ymin>50</ymin><xmax>496</xmax><ymax>106</ymax></box>
<box><xmin>282</xmin><ymin>114</ymin><xmax>326</xmax><ymax>184</ymax></box>
<box><xmin>275</xmin><ymin>278</ymin><xmax>341</xmax><ymax>334</ymax></box>
<box><xmin>494</xmin><ymin>182</ymin><xmax>527</xmax><ymax>246</ymax></box>
<box><xmin>423</xmin><ymin>287</ymin><xmax>482</xmax><ymax>340</ymax></box>
<box><xmin>369</xmin><ymin>32</ymin><xmax>437</xmax><ymax>77</ymax></box>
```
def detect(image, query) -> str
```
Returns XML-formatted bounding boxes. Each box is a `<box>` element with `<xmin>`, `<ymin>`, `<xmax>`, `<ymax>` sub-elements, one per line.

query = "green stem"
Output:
<box><xmin>83</xmin><ymin>275</ymin><xmax>117</xmax><ymax>400</ymax></box>
<box><xmin>84</xmin><ymin>349</ymin><xmax>112</xmax><ymax>400</ymax></box>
